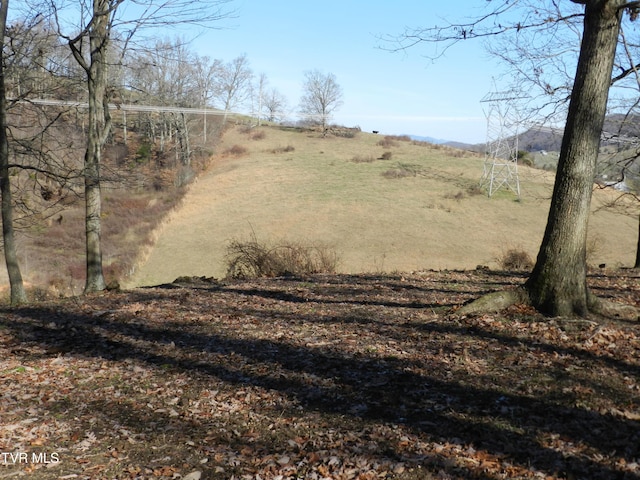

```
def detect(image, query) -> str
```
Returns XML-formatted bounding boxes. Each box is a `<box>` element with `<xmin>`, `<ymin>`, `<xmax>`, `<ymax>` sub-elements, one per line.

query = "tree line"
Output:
<box><xmin>5</xmin><ymin>20</ymin><xmax>342</xmax><ymax>127</ymax></box>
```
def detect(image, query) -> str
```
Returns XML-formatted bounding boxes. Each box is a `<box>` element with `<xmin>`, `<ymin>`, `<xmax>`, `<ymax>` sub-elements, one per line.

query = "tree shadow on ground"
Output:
<box><xmin>1</xmin><ymin>273</ymin><xmax>639</xmax><ymax>479</ymax></box>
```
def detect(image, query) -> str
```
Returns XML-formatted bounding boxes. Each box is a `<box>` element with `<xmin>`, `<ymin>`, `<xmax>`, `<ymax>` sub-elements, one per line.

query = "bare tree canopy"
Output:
<box><xmin>299</xmin><ymin>70</ymin><xmax>343</xmax><ymax>130</ymax></box>
<box><xmin>388</xmin><ymin>1</ymin><xmax>640</xmax><ymax>123</ymax></box>
<box><xmin>213</xmin><ymin>54</ymin><xmax>253</xmax><ymax>113</ymax></box>
<box><xmin>263</xmin><ymin>87</ymin><xmax>288</xmax><ymax>123</ymax></box>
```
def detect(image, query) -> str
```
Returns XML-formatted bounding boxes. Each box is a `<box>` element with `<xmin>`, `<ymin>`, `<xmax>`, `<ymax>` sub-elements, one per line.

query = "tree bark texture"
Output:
<box><xmin>525</xmin><ymin>0</ymin><xmax>625</xmax><ymax>316</ymax></box>
<box><xmin>635</xmin><ymin>214</ymin><xmax>640</xmax><ymax>268</ymax></box>
<box><xmin>0</xmin><ymin>0</ymin><xmax>27</xmax><ymax>305</ymax></box>
<box><xmin>82</xmin><ymin>0</ymin><xmax>112</xmax><ymax>293</ymax></box>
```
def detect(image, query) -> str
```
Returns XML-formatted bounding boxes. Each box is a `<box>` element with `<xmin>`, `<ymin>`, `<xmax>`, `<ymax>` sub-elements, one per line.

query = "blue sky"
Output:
<box><xmin>191</xmin><ymin>1</ymin><xmax>505</xmax><ymax>144</ymax></box>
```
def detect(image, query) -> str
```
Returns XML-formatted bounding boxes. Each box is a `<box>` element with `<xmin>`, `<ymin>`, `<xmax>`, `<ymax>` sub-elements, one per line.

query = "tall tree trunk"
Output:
<box><xmin>635</xmin><ymin>213</ymin><xmax>640</xmax><ymax>269</ymax></box>
<box><xmin>525</xmin><ymin>0</ymin><xmax>624</xmax><ymax>316</ymax></box>
<box><xmin>0</xmin><ymin>0</ymin><xmax>27</xmax><ymax>305</ymax></box>
<box><xmin>82</xmin><ymin>0</ymin><xmax>112</xmax><ymax>293</ymax></box>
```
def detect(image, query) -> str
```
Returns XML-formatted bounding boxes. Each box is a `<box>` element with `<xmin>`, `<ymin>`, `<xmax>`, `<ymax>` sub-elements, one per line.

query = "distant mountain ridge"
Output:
<box><xmin>408</xmin><ymin>134</ymin><xmax>485</xmax><ymax>152</ymax></box>
<box><xmin>411</xmin><ymin>114</ymin><xmax>640</xmax><ymax>153</ymax></box>
<box><xmin>408</xmin><ymin>134</ymin><xmax>449</xmax><ymax>144</ymax></box>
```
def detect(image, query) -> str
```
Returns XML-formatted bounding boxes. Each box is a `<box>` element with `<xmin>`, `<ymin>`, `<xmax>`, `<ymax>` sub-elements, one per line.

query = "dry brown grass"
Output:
<box><xmin>128</xmin><ymin>125</ymin><xmax>637</xmax><ymax>287</ymax></box>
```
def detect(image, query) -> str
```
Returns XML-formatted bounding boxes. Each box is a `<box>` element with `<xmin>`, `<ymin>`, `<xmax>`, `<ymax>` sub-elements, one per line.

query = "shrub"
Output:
<box><xmin>517</xmin><ymin>150</ymin><xmax>533</xmax><ymax>166</ymax></box>
<box><xmin>135</xmin><ymin>142</ymin><xmax>153</xmax><ymax>164</ymax></box>
<box><xmin>497</xmin><ymin>248</ymin><xmax>533</xmax><ymax>271</ymax></box>
<box><xmin>225</xmin><ymin>235</ymin><xmax>339</xmax><ymax>279</ymax></box>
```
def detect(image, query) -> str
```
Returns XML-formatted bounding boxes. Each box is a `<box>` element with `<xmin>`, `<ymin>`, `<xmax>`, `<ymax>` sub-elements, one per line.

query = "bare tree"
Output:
<box><xmin>126</xmin><ymin>37</ymin><xmax>203</xmax><ymax>166</ymax></box>
<box><xmin>192</xmin><ymin>54</ymin><xmax>223</xmax><ymax>141</ymax></box>
<box><xmin>299</xmin><ymin>70</ymin><xmax>343</xmax><ymax>130</ymax></box>
<box><xmin>48</xmin><ymin>0</ymin><xmax>233</xmax><ymax>293</ymax></box>
<box><xmin>0</xmin><ymin>12</ymin><xmax>89</xmax><ymax>303</ymax></box>
<box><xmin>213</xmin><ymin>54</ymin><xmax>253</xmax><ymax>119</ymax></box>
<box><xmin>263</xmin><ymin>87</ymin><xmax>288</xmax><ymax>123</ymax></box>
<box><xmin>598</xmin><ymin>23</ymin><xmax>640</xmax><ymax>269</ymax></box>
<box><xmin>127</xmin><ymin>38</ymin><xmax>201</xmax><ymax>107</ymax></box>
<box><xmin>192</xmin><ymin>55</ymin><xmax>223</xmax><ymax>108</ymax></box>
<box><xmin>251</xmin><ymin>72</ymin><xmax>268</xmax><ymax>126</ymax></box>
<box><xmin>482</xmin><ymin>1</ymin><xmax>640</xmax><ymax>269</ymax></box>
<box><xmin>54</xmin><ymin>0</ymin><xmax>115</xmax><ymax>293</ymax></box>
<box><xmin>0</xmin><ymin>0</ymin><xmax>27</xmax><ymax>304</ymax></box>
<box><xmin>393</xmin><ymin>0</ymin><xmax>639</xmax><ymax>318</ymax></box>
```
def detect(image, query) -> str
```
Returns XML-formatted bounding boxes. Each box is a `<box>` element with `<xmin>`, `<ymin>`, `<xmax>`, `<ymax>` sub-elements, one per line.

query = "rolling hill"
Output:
<box><xmin>126</xmin><ymin>125</ymin><xmax>637</xmax><ymax>287</ymax></box>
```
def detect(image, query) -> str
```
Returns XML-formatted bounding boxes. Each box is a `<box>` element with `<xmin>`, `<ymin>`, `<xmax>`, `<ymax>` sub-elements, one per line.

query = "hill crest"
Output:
<box><xmin>127</xmin><ymin>125</ymin><xmax>637</xmax><ymax>287</ymax></box>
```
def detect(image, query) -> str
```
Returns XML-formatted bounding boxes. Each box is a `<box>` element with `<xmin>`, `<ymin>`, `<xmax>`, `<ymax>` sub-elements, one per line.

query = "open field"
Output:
<box><xmin>1</xmin><ymin>271</ymin><xmax>639</xmax><ymax>479</ymax></box>
<box><xmin>128</xmin><ymin>126</ymin><xmax>637</xmax><ymax>287</ymax></box>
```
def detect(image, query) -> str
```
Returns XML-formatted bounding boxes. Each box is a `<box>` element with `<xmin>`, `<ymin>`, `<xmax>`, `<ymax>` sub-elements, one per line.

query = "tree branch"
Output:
<box><xmin>384</xmin><ymin>2</ymin><xmax>583</xmax><ymax>59</ymax></box>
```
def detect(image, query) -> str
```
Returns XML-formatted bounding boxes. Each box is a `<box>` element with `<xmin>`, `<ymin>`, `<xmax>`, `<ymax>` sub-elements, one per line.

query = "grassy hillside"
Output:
<box><xmin>128</xmin><ymin>125</ymin><xmax>637</xmax><ymax>287</ymax></box>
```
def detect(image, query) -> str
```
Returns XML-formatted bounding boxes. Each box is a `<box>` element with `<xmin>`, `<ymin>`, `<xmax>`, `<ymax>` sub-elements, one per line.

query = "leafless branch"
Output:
<box><xmin>383</xmin><ymin>1</ymin><xmax>583</xmax><ymax>60</ymax></box>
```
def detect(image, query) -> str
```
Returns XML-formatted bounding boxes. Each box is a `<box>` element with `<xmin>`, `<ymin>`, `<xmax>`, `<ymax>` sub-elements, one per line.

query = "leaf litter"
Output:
<box><xmin>0</xmin><ymin>269</ymin><xmax>638</xmax><ymax>479</ymax></box>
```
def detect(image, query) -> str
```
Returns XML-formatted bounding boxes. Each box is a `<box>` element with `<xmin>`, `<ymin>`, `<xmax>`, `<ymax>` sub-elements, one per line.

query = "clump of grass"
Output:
<box><xmin>350</xmin><ymin>154</ymin><xmax>376</xmax><ymax>163</ymax></box>
<box><xmin>467</xmin><ymin>184</ymin><xmax>484</xmax><ymax>196</ymax></box>
<box><xmin>223</xmin><ymin>144</ymin><xmax>248</xmax><ymax>157</ymax></box>
<box><xmin>250</xmin><ymin>130</ymin><xmax>266</xmax><ymax>140</ymax></box>
<box><xmin>377</xmin><ymin>137</ymin><xmax>398</xmax><ymax>148</ymax></box>
<box><xmin>497</xmin><ymin>248</ymin><xmax>534</xmax><ymax>271</ymax></box>
<box><xmin>444</xmin><ymin>190</ymin><xmax>465</xmax><ymax>201</ymax></box>
<box><xmin>225</xmin><ymin>234</ymin><xmax>339</xmax><ymax>279</ymax></box>
<box><xmin>381</xmin><ymin>163</ymin><xmax>421</xmax><ymax>179</ymax></box>
<box><xmin>270</xmin><ymin>145</ymin><xmax>295</xmax><ymax>154</ymax></box>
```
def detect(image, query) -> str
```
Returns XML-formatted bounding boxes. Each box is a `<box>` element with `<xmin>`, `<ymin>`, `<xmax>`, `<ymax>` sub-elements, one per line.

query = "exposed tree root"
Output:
<box><xmin>589</xmin><ymin>295</ymin><xmax>639</xmax><ymax>321</ymax></box>
<box><xmin>457</xmin><ymin>287</ymin><xmax>639</xmax><ymax>321</ymax></box>
<box><xmin>457</xmin><ymin>287</ymin><xmax>530</xmax><ymax>316</ymax></box>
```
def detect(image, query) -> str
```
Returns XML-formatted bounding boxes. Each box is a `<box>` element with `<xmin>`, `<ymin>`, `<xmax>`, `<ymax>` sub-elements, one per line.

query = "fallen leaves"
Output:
<box><xmin>0</xmin><ymin>269</ymin><xmax>638</xmax><ymax>479</ymax></box>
